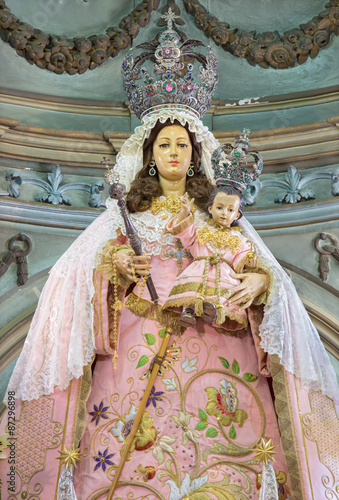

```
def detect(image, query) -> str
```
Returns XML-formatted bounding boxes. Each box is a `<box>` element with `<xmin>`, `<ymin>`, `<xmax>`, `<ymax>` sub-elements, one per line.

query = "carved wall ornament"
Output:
<box><xmin>314</xmin><ymin>233</ymin><xmax>339</xmax><ymax>281</ymax></box>
<box><xmin>0</xmin><ymin>233</ymin><xmax>32</xmax><ymax>286</ymax></box>
<box><xmin>0</xmin><ymin>0</ymin><xmax>338</xmax><ymax>74</ymax></box>
<box><xmin>0</xmin><ymin>0</ymin><xmax>160</xmax><ymax>75</ymax></box>
<box><xmin>182</xmin><ymin>0</ymin><xmax>339</xmax><ymax>69</ymax></box>
<box><xmin>243</xmin><ymin>166</ymin><xmax>339</xmax><ymax>206</ymax></box>
<box><xmin>6</xmin><ymin>164</ymin><xmax>105</xmax><ymax>207</ymax></box>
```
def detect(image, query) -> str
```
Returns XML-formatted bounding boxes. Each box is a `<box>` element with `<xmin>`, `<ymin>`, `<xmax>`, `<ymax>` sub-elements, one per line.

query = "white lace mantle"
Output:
<box><xmin>6</xmin><ymin>201</ymin><xmax>339</xmax><ymax>403</ymax></box>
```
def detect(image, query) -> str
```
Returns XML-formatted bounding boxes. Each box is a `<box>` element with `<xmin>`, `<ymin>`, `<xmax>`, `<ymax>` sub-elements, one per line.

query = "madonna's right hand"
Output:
<box><xmin>115</xmin><ymin>248</ymin><xmax>151</xmax><ymax>283</ymax></box>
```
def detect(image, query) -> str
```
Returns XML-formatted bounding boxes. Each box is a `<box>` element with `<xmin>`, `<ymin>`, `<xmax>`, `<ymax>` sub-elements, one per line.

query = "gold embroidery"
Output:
<box><xmin>163</xmin><ymin>295</ymin><xmax>248</xmax><ymax>329</ymax></box>
<box><xmin>270</xmin><ymin>354</ymin><xmax>305</xmax><ymax>499</ymax></box>
<box><xmin>302</xmin><ymin>392</ymin><xmax>339</xmax><ymax>493</ymax></box>
<box><xmin>164</xmin><ymin>239</ymin><xmax>192</xmax><ymax>275</ymax></box>
<box><xmin>125</xmin><ymin>293</ymin><xmax>183</xmax><ymax>333</ymax></box>
<box><xmin>168</xmin><ymin>281</ymin><xmax>233</xmax><ymax>298</ymax></box>
<box><xmin>196</xmin><ymin>227</ymin><xmax>243</xmax><ymax>252</ymax></box>
<box><xmin>96</xmin><ymin>240</ymin><xmax>132</xmax><ymax>288</ymax></box>
<box><xmin>15</xmin><ymin>396</ymin><xmax>63</xmax><ymax>487</ymax></box>
<box><xmin>206</xmin><ymin>218</ymin><xmax>242</xmax><ymax>232</ymax></box>
<box><xmin>150</xmin><ymin>195</ymin><xmax>196</xmax><ymax>216</ymax></box>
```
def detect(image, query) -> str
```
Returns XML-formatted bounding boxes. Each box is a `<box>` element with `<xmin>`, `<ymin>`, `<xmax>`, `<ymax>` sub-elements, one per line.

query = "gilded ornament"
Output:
<box><xmin>252</xmin><ymin>438</ymin><xmax>277</xmax><ymax>466</ymax></box>
<box><xmin>150</xmin><ymin>196</ymin><xmax>196</xmax><ymax>216</ymax></box>
<box><xmin>196</xmin><ymin>227</ymin><xmax>242</xmax><ymax>252</ymax></box>
<box><xmin>57</xmin><ymin>444</ymin><xmax>82</xmax><ymax>469</ymax></box>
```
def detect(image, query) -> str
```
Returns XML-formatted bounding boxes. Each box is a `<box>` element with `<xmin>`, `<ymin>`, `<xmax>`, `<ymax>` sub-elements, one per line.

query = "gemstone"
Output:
<box><xmin>166</xmin><ymin>83</ymin><xmax>173</xmax><ymax>92</ymax></box>
<box><xmin>177</xmin><ymin>252</ymin><xmax>182</xmax><ymax>258</ymax></box>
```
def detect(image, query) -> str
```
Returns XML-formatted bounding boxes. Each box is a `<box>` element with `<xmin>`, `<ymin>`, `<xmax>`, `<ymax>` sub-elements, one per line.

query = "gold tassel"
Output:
<box><xmin>195</xmin><ymin>295</ymin><xmax>204</xmax><ymax>317</ymax></box>
<box><xmin>216</xmin><ymin>304</ymin><xmax>225</xmax><ymax>325</ymax></box>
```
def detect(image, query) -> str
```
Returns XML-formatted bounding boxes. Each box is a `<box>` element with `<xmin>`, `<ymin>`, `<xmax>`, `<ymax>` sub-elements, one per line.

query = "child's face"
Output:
<box><xmin>208</xmin><ymin>192</ymin><xmax>240</xmax><ymax>228</ymax></box>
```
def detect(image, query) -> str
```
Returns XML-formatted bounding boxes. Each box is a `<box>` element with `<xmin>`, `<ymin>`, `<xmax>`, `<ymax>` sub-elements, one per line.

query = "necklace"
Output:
<box><xmin>150</xmin><ymin>196</ymin><xmax>196</xmax><ymax>219</ymax></box>
<box><xmin>196</xmin><ymin>226</ymin><xmax>243</xmax><ymax>253</ymax></box>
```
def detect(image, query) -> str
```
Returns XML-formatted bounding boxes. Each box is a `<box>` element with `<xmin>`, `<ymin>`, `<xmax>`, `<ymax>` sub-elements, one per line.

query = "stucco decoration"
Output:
<box><xmin>314</xmin><ymin>233</ymin><xmax>339</xmax><ymax>281</ymax></box>
<box><xmin>0</xmin><ymin>0</ymin><xmax>338</xmax><ymax>74</ymax></box>
<box><xmin>243</xmin><ymin>166</ymin><xmax>339</xmax><ymax>206</ymax></box>
<box><xmin>183</xmin><ymin>0</ymin><xmax>339</xmax><ymax>69</ymax></box>
<box><xmin>0</xmin><ymin>0</ymin><xmax>160</xmax><ymax>75</ymax></box>
<box><xmin>6</xmin><ymin>165</ymin><xmax>105</xmax><ymax>207</ymax></box>
<box><xmin>0</xmin><ymin>233</ymin><xmax>32</xmax><ymax>286</ymax></box>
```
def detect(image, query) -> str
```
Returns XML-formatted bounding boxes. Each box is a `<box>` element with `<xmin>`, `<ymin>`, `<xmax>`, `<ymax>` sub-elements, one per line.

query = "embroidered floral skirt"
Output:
<box><xmin>73</xmin><ymin>307</ymin><xmax>291</xmax><ymax>499</ymax></box>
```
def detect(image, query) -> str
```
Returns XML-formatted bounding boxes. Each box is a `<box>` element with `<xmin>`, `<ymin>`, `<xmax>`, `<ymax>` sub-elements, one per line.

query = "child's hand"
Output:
<box><xmin>244</xmin><ymin>251</ymin><xmax>257</xmax><ymax>269</ymax></box>
<box><xmin>179</xmin><ymin>192</ymin><xmax>195</xmax><ymax>219</ymax></box>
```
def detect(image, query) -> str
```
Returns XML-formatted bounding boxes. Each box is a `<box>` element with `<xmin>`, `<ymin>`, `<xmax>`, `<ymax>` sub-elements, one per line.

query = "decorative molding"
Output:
<box><xmin>314</xmin><ymin>233</ymin><xmax>339</xmax><ymax>281</ymax></box>
<box><xmin>1</xmin><ymin>116</ymin><xmax>338</xmax><ymax>172</ymax></box>
<box><xmin>1</xmin><ymin>197</ymin><xmax>338</xmax><ymax>232</ymax></box>
<box><xmin>183</xmin><ymin>0</ymin><xmax>339</xmax><ymax>69</ymax></box>
<box><xmin>0</xmin><ymin>0</ymin><xmax>159</xmax><ymax>75</ymax></box>
<box><xmin>1</xmin><ymin>0</ymin><xmax>338</xmax><ymax>73</ymax></box>
<box><xmin>244</xmin><ymin>165</ymin><xmax>339</xmax><ymax>206</ymax></box>
<box><xmin>0</xmin><ymin>86</ymin><xmax>338</xmax><ymax>117</ymax></box>
<box><xmin>6</xmin><ymin>165</ymin><xmax>105</xmax><ymax>207</ymax></box>
<box><xmin>0</xmin><ymin>233</ymin><xmax>32</xmax><ymax>286</ymax></box>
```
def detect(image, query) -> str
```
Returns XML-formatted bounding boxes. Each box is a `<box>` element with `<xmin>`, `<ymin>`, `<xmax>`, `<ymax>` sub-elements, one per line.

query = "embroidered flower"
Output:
<box><xmin>137</xmin><ymin>464</ymin><xmax>156</xmax><ymax>481</ymax></box>
<box><xmin>205</xmin><ymin>379</ymin><xmax>248</xmax><ymax>427</ymax></box>
<box><xmin>139</xmin><ymin>342</ymin><xmax>181</xmax><ymax>380</ymax></box>
<box><xmin>0</xmin><ymin>433</ymin><xmax>10</xmax><ymax>459</ymax></box>
<box><xmin>181</xmin><ymin>356</ymin><xmax>198</xmax><ymax>373</ymax></box>
<box><xmin>93</xmin><ymin>448</ymin><xmax>114</xmax><ymax>472</ymax></box>
<box><xmin>110</xmin><ymin>404</ymin><xmax>137</xmax><ymax>442</ymax></box>
<box><xmin>89</xmin><ymin>401</ymin><xmax>109</xmax><ymax>426</ymax></box>
<box><xmin>162</xmin><ymin>377</ymin><xmax>177</xmax><ymax>391</ymax></box>
<box><xmin>165</xmin><ymin>473</ymin><xmax>208</xmax><ymax>499</ymax></box>
<box><xmin>146</xmin><ymin>386</ymin><xmax>164</xmax><ymax>409</ymax></box>
<box><xmin>171</xmin><ymin>411</ymin><xmax>201</xmax><ymax>445</ymax></box>
<box><xmin>152</xmin><ymin>435</ymin><xmax>176</xmax><ymax>465</ymax></box>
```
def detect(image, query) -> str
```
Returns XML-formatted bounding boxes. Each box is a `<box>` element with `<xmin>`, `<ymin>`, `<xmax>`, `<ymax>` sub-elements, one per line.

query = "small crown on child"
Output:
<box><xmin>211</xmin><ymin>128</ymin><xmax>263</xmax><ymax>192</ymax></box>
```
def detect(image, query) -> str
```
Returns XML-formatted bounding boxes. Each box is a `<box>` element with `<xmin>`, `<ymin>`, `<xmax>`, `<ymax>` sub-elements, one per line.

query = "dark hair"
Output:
<box><xmin>206</xmin><ymin>185</ymin><xmax>244</xmax><ymax>226</ymax></box>
<box><xmin>126</xmin><ymin>119</ymin><xmax>214</xmax><ymax>213</ymax></box>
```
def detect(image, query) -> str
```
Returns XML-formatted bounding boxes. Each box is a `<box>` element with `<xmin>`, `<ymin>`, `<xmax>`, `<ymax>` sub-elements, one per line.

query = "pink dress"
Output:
<box><xmin>164</xmin><ymin>214</ymin><xmax>256</xmax><ymax>329</ymax></box>
<box><xmin>0</xmin><ymin>207</ymin><xmax>337</xmax><ymax>500</ymax></box>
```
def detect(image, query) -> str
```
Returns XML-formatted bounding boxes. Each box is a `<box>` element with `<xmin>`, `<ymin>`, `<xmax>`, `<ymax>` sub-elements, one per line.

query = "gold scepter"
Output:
<box><xmin>107</xmin><ymin>327</ymin><xmax>173</xmax><ymax>499</ymax></box>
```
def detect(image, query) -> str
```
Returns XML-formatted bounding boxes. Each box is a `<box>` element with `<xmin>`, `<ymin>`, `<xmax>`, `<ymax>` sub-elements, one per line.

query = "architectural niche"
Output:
<box><xmin>0</xmin><ymin>0</ymin><xmax>338</xmax><ymax>74</ymax></box>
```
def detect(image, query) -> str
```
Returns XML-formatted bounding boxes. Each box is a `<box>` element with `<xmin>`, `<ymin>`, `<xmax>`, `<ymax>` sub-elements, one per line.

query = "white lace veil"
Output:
<box><xmin>5</xmin><ymin>109</ymin><xmax>339</xmax><ymax>403</ymax></box>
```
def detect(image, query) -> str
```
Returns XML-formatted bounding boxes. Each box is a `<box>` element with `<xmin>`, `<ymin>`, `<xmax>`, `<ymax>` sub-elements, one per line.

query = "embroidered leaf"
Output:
<box><xmin>144</xmin><ymin>333</ymin><xmax>156</xmax><ymax>345</ymax></box>
<box><xmin>199</xmin><ymin>409</ymin><xmax>207</xmax><ymax>421</ymax></box>
<box><xmin>206</xmin><ymin>428</ymin><xmax>218</xmax><ymax>438</ymax></box>
<box><xmin>218</xmin><ymin>357</ymin><xmax>230</xmax><ymax>369</ymax></box>
<box><xmin>136</xmin><ymin>355</ymin><xmax>149</xmax><ymax>368</ymax></box>
<box><xmin>232</xmin><ymin>359</ymin><xmax>240</xmax><ymax>374</ymax></box>
<box><xmin>243</xmin><ymin>372</ymin><xmax>258</xmax><ymax>382</ymax></box>
<box><xmin>195</xmin><ymin>421</ymin><xmax>208</xmax><ymax>430</ymax></box>
<box><xmin>158</xmin><ymin>328</ymin><xmax>166</xmax><ymax>338</ymax></box>
<box><xmin>229</xmin><ymin>425</ymin><xmax>236</xmax><ymax>439</ymax></box>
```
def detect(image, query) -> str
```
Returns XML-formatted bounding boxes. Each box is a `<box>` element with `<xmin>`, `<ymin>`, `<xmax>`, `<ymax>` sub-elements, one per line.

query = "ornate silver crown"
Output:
<box><xmin>121</xmin><ymin>8</ymin><xmax>218</xmax><ymax>120</ymax></box>
<box><xmin>211</xmin><ymin>128</ymin><xmax>263</xmax><ymax>192</ymax></box>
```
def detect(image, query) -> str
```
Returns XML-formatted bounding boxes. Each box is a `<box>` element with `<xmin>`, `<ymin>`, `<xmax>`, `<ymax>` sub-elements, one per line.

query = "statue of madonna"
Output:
<box><xmin>1</xmin><ymin>12</ymin><xmax>338</xmax><ymax>500</ymax></box>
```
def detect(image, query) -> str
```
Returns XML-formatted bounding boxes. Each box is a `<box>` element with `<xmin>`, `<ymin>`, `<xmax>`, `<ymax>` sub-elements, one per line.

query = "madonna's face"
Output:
<box><xmin>152</xmin><ymin>125</ymin><xmax>193</xmax><ymax>182</ymax></box>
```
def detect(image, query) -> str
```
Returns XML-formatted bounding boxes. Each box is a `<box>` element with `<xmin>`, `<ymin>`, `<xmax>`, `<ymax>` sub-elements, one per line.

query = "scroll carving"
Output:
<box><xmin>183</xmin><ymin>0</ymin><xmax>339</xmax><ymax>69</ymax></box>
<box><xmin>0</xmin><ymin>0</ymin><xmax>159</xmax><ymax>75</ymax></box>
<box><xmin>0</xmin><ymin>0</ymin><xmax>338</xmax><ymax>73</ymax></box>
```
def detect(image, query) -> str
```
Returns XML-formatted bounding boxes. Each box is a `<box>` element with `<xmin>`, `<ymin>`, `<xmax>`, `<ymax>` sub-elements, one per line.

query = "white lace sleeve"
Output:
<box><xmin>240</xmin><ymin>217</ymin><xmax>339</xmax><ymax>400</ymax></box>
<box><xmin>5</xmin><ymin>207</ymin><xmax>122</xmax><ymax>402</ymax></box>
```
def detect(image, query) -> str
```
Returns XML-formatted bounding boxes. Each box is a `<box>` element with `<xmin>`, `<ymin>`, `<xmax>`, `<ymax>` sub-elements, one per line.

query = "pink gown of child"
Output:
<box><xmin>164</xmin><ymin>213</ymin><xmax>260</xmax><ymax>330</ymax></box>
